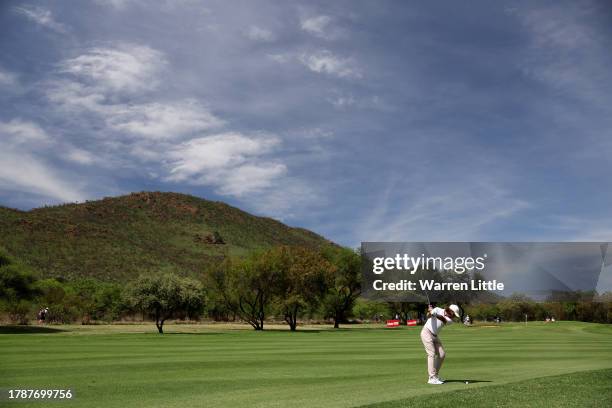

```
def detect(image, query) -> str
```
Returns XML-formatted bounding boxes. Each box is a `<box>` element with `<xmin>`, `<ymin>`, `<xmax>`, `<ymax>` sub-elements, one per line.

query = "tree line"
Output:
<box><xmin>1</xmin><ymin>246</ymin><xmax>610</xmax><ymax>332</ymax></box>
<box><xmin>0</xmin><ymin>246</ymin><xmax>362</xmax><ymax>333</ymax></box>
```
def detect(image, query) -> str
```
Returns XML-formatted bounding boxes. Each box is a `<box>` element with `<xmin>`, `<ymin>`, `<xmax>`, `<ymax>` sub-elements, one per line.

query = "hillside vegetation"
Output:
<box><xmin>0</xmin><ymin>192</ymin><xmax>333</xmax><ymax>282</ymax></box>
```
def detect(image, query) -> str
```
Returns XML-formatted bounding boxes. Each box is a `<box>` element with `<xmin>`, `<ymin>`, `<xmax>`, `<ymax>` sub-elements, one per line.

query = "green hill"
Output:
<box><xmin>0</xmin><ymin>192</ymin><xmax>334</xmax><ymax>282</ymax></box>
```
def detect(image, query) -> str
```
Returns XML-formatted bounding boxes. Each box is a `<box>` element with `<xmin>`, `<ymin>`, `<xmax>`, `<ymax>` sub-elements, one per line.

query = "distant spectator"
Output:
<box><xmin>37</xmin><ymin>307</ymin><xmax>49</xmax><ymax>324</ymax></box>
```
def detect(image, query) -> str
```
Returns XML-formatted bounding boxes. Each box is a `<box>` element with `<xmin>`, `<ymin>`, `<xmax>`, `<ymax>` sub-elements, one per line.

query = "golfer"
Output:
<box><xmin>421</xmin><ymin>304</ymin><xmax>460</xmax><ymax>384</ymax></box>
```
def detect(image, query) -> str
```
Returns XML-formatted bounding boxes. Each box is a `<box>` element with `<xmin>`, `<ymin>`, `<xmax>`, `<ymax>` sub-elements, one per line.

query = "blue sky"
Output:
<box><xmin>1</xmin><ymin>0</ymin><xmax>611</xmax><ymax>246</ymax></box>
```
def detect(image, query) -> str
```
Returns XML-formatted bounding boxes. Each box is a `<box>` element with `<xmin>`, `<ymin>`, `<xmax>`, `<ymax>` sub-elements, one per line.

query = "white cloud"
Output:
<box><xmin>166</xmin><ymin>133</ymin><xmax>286</xmax><ymax>196</ymax></box>
<box><xmin>59</xmin><ymin>44</ymin><xmax>166</xmax><ymax>94</ymax></box>
<box><xmin>0</xmin><ymin>119</ymin><xmax>98</xmax><ymax>167</ymax></box>
<box><xmin>246</xmin><ymin>26</ymin><xmax>274</xmax><ymax>42</ymax></box>
<box><xmin>299</xmin><ymin>50</ymin><xmax>361</xmax><ymax>78</ymax></box>
<box><xmin>42</xmin><ymin>44</ymin><xmax>308</xmax><ymax>209</ymax></box>
<box><xmin>247</xmin><ymin>178</ymin><xmax>320</xmax><ymax>220</ymax></box>
<box><xmin>0</xmin><ymin>119</ymin><xmax>51</xmax><ymax>146</ymax></box>
<box><xmin>64</xmin><ymin>147</ymin><xmax>96</xmax><ymax>165</ymax></box>
<box><xmin>46</xmin><ymin>80</ymin><xmax>108</xmax><ymax>114</ymax></box>
<box><xmin>49</xmin><ymin>46</ymin><xmax>222</xmax><ymax>141</ymax></box>
<box><xmin>216</xmin><ymin>163</ymin><xmax>286</xmax><ymax>196</ymax></box>
<box><xmin>108</xmin><ymin>100</ymin><xmax>223</xmax><ymax>140</ymax></box>
<box><xmin>14</xmin><ymin>5</ymin><xmax>67</xmax><ymax>33</ymax></box>
<box><xmin>0</xmin><ymin>151</ymin><xmax>84</xmax><ymax>203</ymax></box>
<box><xmin>168</xmin><ymin>133</ymin><xmax>279</xmax><ymax>176</ymax></box>
<box><xmin>301</xmin><ymin>15</ymin><xmax>332</xmax><ymax>38</ymax></box>
<box><xmin>0</xmin><ymin>119</ymin><xmax>84</xmax><ymax>202</ymax></box>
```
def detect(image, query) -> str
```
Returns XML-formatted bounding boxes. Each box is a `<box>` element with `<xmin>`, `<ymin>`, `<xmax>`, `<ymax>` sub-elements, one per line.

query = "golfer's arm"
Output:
<box><xmin>435</xmin><ymin>315</ymin><xmax>447</xmax><ymax>325</ymax></box>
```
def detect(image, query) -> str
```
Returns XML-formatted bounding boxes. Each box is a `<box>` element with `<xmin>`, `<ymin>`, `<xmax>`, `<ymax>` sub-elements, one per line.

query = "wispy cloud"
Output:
<box><xmin>357</xmin><ymin>178</ymin><xmax>529</xmax><ymax>243</ymax></box>
<box><xmin>4</xmin><ymin>1</ymin><xmax>611</xmax><ymax>245</ymax></box>
<box><xmin>267</xmin><ymin>53</ymin><xmax>292</xmax><ymax>64</ymax></box>
<box><xmin>65</xmin><ymin>147</ymin><xmax>97</xmax><ymax>165</ymax></box>
<box><xmin>0</xmin><ymin>68</ymin><xmax>18</xmax><ymax>87</ymax></box>
<box><xmin>48</xmin><ymin>46</ymin><xmax>222</xmax><ymax>141</ymax></box>
<box><xmin>94</xmin><ymin>0</ymin><xmax>135</xmax><ymax>9</ymax></box>
<box><xmin>14</xmin><ymin>5</ymin><xmax>67</xmax><ymax>33</ymax></box>
<box><xmin>301</xmin><ymin>15</ymin><xmax>332</xmax><ymax>38</ymax></box>
<box><xmin>59</xmin><ymin>44</ymin><xmax>166</xmax><ymax>94</ymax></box>
<box><xmin>531</xmin><ymin>215</ymin><xmax>612</xmax><ymax>242</ymax></box>
<box><xmin>0</xmin><ymin>119</ymin><xmax>50</xmax><ymax>146</ymax></box>
<box><xmin>299</xmin><ymin>50</ymin><xmax>361</xmax><ymax>78</ymax></box>
<box><xmin>108</xmin><ymin>100</ymin><xmax>223</xmax><ymax>140</ymax></box>
<box><xmin>0</xmin><ymin>119</ymin><xmax>85</xmax><ymax>202</ymax></box>
<box><xmin>94</xmin><ymin>0</ymin><xmax>209</xmax><ymax>12</ymax></box>
<box><xmin>166</xmin><ymin>133</ymin><xmax>286</xmax><ymax>196</ymax></box>
<box><xmin>0</xmin><ymin>152</ymin><xmax>84</xmax><ymax>203</ymax></box>
<box><xmin>245</xmin><ymin>26</ymin><xmax>274</xmax><ymax>42</ymax></box>
<box><xmin>329</xmin><ymin>93</ymin><xmax>355</xmax><ymax>109</ymax></box>
<box><xmin>44</xmin><ymin>43</ymin><xmax>301</xmax><ymax>204</ymax></box>
<box><xmin>511</xmin><ymin>3</ymin><xmax>611</xmax><ymax>108</ymax></box>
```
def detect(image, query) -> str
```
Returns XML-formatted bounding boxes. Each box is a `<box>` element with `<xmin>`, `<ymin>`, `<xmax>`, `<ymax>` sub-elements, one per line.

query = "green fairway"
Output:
<box><xmin>1</xmin><ymin>322</ymin><xmax>611</xmax><ymax>408</ymax></box>
<box><xmin>364</xmin><ymin>368</ymin><xmax>612</xmax><ymax>407</ymax></box>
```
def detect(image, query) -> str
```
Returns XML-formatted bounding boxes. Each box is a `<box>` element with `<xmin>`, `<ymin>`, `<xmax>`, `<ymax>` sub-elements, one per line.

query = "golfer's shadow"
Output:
<box><xmin>444</xmin><ymin>379</ymin><xmax>492</xmax><ymax>384</ymax></box>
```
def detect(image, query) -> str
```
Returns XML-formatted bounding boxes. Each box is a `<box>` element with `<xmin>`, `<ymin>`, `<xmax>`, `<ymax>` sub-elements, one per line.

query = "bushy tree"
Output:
<box><xmin>274</xmin><ymin>246</ymin><xmax>333</xmax><ymax>331</ymax></box>
<box><xmin>124</xmin><ymin>273</ymin><xmax>205</xmax><ymax>333</ymax></box>
<box><xmin>34</xmin><ymin>279</ymin><xmax>78</xmax><ymax>323</ymax></box>
<box><xmin>321</xmin><ymin>247</ymin><xmax>362</xmax><ymax>328</ymax></box>
<box><xmin>208</xmin><ymin>252</ymin><xmax>282</xmax><ymax>331</ymax></box>
<box><xmin>0</xmin><ymin>249</ymin><xmax>40</xmax><ymax>324</ymax></box>
<box><xmin>353</xmin><ymin>298</ymin><xmax>391</xmax><ymax>322</ymax></box>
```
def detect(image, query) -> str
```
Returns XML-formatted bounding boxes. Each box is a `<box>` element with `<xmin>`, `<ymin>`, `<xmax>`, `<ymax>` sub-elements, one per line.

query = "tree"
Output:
<box><xmin>208</xmin><ymin>252</ymin><xmax>282</xmax><ymax>330</ymax></box>
<box><xmin>0</xmin><ymin>250</ymin><xmax>39</xmax><ymax>300</ymax></box>
<box><xmin>124</xmin><ymin>273</ymin><xmax>205</xmax><ymax>333</ymax></box>
<box><xmin>353</xmin><ymin>298</ymin><xmax>391</xmax><ymax>322</ymax></box>
<box><xmin>67</xmin><ymin>279</ymin><xmax>123</xmax><ymax>323</ymax></box>
<box><xmin>274</xmin><ymin>246</ymin><xmax>333</xmax><ymax>331</ymax></box>
<box><xmin>321</xmin><ymin>247</ymin><xmax>362</xmax><ymax>328</ymax></box>
<box><xmin>0</xmin><ymin>249</ymin><xmax>40</xmax><ymax>324</ymax></box>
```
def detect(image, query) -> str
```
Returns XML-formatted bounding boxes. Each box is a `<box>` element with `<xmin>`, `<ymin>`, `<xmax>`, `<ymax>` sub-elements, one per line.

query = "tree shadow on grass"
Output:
<box><xmin>260</xmin><ymin>329</ymin><xmax>322</xmax><ymax>333</ymax></box>
<box><xmin>159</xmin><ymin>332</ymin><xmax>227</xmax><ymax>336</ymax></box>
<box><xmin>443</xmin><ymin>379</ymin><xmax>493</xmax><ymax>384</ymax></box>
<box><xmin>163</xmin><ymin>329</ymin><xmax>324</xmax><ymax>334</ymax></box>
<box><xmin>0</xmin><ymin>325</ymin><xmax>67</xmax><ymax>334</ymax></box>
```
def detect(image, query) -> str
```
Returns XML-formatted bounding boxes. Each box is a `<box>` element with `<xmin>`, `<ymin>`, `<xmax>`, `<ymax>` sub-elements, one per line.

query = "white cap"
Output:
<box><xmin>449</xmin><ymin>304</ymin><xmax>460</xmax><ymax>317</ymax></box>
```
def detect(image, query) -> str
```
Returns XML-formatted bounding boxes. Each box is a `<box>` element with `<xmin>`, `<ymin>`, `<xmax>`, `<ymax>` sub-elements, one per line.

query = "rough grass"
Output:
<box><xmin>0</xmin><ymin>322</ymin><xmax>610</xmax><ymax>408</ymax></box>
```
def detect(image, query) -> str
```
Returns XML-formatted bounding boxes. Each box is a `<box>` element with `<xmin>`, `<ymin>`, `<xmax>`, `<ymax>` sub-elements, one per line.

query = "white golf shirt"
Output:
<box><xmin>424</xmin><ymin>307</ymin><xmax>453</xmax><ymax>335</ymax></box>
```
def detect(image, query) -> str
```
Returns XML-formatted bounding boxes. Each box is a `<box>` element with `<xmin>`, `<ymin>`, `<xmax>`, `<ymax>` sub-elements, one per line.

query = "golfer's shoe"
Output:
<box><xmin>437</xmin><ymin>376</ymin><xmax>445</xmax><ymax>382</ymax></box>
<box><xmin>427</xmin><ymin>377</ymin><xmax>444</xmax><ymax>385</ymax></box>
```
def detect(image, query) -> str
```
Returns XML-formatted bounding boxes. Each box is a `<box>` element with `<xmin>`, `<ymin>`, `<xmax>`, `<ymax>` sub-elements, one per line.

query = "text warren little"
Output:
<box><xmin>372</xmin><ymin>279</ymin><xmax>505</xmax><ymax>291</ymax></box>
